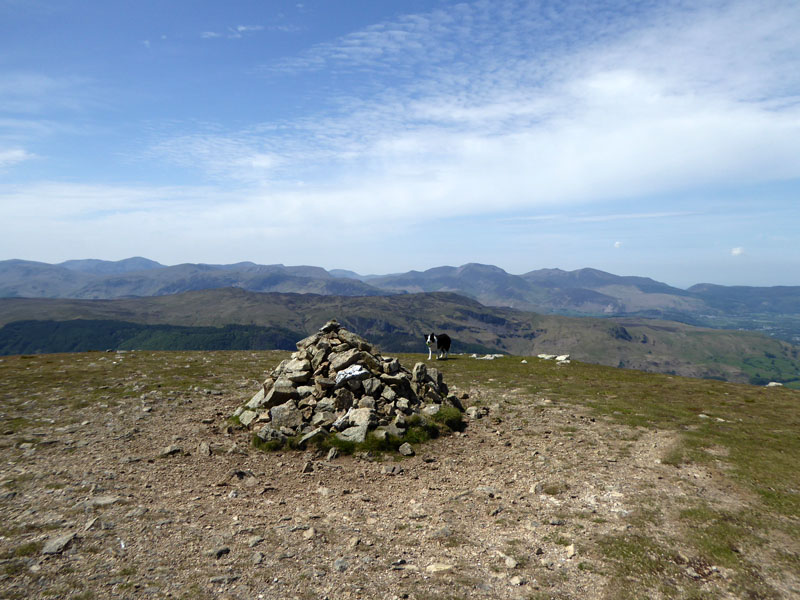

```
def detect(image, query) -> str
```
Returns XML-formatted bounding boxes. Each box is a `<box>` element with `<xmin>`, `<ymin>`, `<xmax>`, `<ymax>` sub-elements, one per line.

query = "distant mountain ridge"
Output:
<box><xmin>1</xmin><ymin>258</ymin><xmax>798</xmax><ymax>343</ymax></box>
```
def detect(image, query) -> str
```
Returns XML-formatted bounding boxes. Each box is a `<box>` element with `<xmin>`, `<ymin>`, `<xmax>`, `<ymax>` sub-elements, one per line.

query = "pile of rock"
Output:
<box><xmin>233</xmin><ymin>319</ymin><xmax>463</xmax><ymax>448</ymax></box>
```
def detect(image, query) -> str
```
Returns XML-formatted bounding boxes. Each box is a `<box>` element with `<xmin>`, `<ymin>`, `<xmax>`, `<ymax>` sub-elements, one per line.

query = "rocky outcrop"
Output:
<box><xmin>234</xmin><ymin>319</ymin><xmax>462</xmax><ymax>447</ymax></box>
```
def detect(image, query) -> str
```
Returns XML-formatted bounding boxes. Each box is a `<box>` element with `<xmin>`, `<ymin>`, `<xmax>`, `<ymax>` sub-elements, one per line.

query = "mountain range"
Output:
<box><xmin>1</xmin><ymin>258</ymin><xmax>798</xmax><ymax>343</ymax></box>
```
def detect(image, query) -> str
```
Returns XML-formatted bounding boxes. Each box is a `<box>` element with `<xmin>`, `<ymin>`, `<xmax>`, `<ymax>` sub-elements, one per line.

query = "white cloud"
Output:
<box><xmin>0</xmin><ymin>148</ymin><xmax>34</xmax><ymax>168</ymax></box>
<box><xmin>614</xmin><ymin>241</ymin><xmax>622</xmax><ymax>249</ymax></box>
<box><xmin>731</xmin><ymin>247</ymin><xmax>745</xmax><ymax>256</ymax></box>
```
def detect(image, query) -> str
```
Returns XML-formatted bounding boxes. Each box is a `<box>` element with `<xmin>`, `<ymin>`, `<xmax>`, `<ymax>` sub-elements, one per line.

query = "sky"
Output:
<box><xmin>1</xmin><ymin>0</ymin><xmax>799</xmax><ymax>288</ymax></box>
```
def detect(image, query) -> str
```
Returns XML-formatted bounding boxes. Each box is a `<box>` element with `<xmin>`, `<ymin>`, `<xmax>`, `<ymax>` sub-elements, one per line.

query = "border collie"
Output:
<box><xmin>426</xmin><ymin>333</ymin><xmax>451</xmax><ymax>360</ymax></box>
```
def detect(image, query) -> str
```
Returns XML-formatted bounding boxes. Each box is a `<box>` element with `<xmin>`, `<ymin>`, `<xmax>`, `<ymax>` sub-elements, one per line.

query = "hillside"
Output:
<box><xmin>2</xmin><ymin>258</ymin><xmax>797</xmax><ymax>343</ymax></box>
<box><xmin>1</xmin><ymin>288</ymin><xmax>798</xmax><ymax>387</ymax></box>
<box><xmin>0</xmin><ymin>350</ymin><xmax>797</xmax><ymax>599</ymax></box>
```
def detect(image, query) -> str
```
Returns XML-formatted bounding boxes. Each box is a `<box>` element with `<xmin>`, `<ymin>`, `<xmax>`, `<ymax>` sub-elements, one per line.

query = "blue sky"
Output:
<box><xmin>1</xmin><ymin>0</ymin><xmax>798</xmax><ymax>288</ymax></box>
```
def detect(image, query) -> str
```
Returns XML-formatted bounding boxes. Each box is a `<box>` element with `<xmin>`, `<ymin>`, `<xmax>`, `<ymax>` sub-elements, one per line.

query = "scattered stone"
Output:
<box><xmin>381</xmin><ymin>465</ymin><xmax>404</xmax><ymax>476</ymax></box>
<box><xmin>426</xmin><ymin>563</ymin><xmax>454</xmax><ymax>573</ymax></box>
<box><xmin>90</xmin><ymin>495</ymin><xmax>120</xmax><ymax>507</ymax></box>
<box><xmin>566</xmin><ymin>544</ymin><xmax>576</xmax><ymax>559</ymax></box>
<box><xmin>42</xmin><ymin>532</ymin><xmax>75</xmax><ymax>555</ymax></box>
<box><xmin>509</xmin><ymin>575</ymin><xmax>526</xmax><ymax>586</ymax></box>
<box><xmin>301</xmin><ymin>461</ymin><xmax>314</xmax><ymax>474</ymax></box>
<box><xmin>549</xmin><ymin>518</ymin><xmax>566</xmax><ymax>526</ymax></box>
<box><xmin>209</xmin><ymin>575</ymin><xmax>239</xmax><ymax>584</ymax></box>
<box><xmin>398</xmin><ymin>443</ymin><xmax>415</xmax><ymax>456</ymax></box>
<box><xmin>205</xmin><ymin>546</ymin><xmax>230</xmax><ymax>559</ymax></box>
<box><xmin>334</xmin><ymin>558</ymin><xmax>349</xmax><ymax>572</ymax></box>
<box><xmin>158</xmin><ymin>445</ymin><xmax>182</xmax><ymax>458</ymax></box>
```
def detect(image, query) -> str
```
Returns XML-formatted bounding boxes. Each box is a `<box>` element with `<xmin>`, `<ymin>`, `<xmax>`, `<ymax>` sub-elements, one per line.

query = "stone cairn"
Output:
<box><xmin>233</xmin><ymin>319</ymin><xmax>463</xmax><ymax>449</ymax></box>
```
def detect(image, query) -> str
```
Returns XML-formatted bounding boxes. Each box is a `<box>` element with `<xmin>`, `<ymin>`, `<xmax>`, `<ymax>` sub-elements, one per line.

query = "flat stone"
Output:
<box><xmin>426</xmin><ymin>563</ymin><xmax>454</xmax><ymax>573</ymax></box>
<box><xmin>238</xmin><ymin>410</ymin><xmax>257</xmax><ymax>427</ymax></box>
<box><xmin>399</xmin><ymin>442</ymin><xmax>415</xmax><ymax>456</ymax></box>
<box><xmin>270</xmin><ymin>400</ymin><xmax>304</xmax><ymax>430</ymax></box>
<box><xmin>42</xmin><ymin>532</ymin><xmax>75</xmax><ymax>555</ymax></box>
<box><xmin>337</xmin><ymin>424</ymin><xmax>369</xmax><ymax>444</ymax></box>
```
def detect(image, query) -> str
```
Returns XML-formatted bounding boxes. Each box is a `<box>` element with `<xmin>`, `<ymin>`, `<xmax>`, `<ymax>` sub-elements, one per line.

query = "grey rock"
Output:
<box><xmin>265</xmin><ymin>376</ymin><xmax>299</xmax><ymax>404</ymax></box>
<box><xmin>399</xmin><ymin>442</ymin><xmax>415</xmax><ymax>456</ymax></box>
<box><xmin>296</xmin><ymin>332</ymin><xmax>321</xmax><ymax>349</ymax></box>
<box><xmin>299</xmin><ymin>427</ymin><xmax>325</xmax><ymax>448</ymax></box>
<box><xmin>337</xmin><ymin>424</ymin><xmax>369</xmax><ymax>444</ymax></box>
<box><xmin>158</xmin><ymin>445</ymin><xmax>182</xmax><ymax>458</ymax></box>
<box><xmin>310</xmin><ymin>411</ymin><xmax>336</xmax><ymax>428</ymax></box>
<box><xmin>204</xmin><ymin>546</ymin><xmax>230</xmax><ymax>559</ymax></box>
<box><xmin>209</xmin><ymin>575</ymin><xmax>239</xmax><ymax>584</ymax></box>
<box><xmin>256</xmin><ymin>424</ymin><xmax>287</xmax><ymax>444</ymax></box>
<box><xmin>334</xmin><ymin>388</ymin><xmax>355</xmax><ymax>411</ymax></box>
<box><xmin>330</xmin><ymin>348</ymin><xmax>363</xmax><ymax>372</ymax></box>
<box><xmin>42</xmin><ymin>532</ymin><xmax>75</xmax><ymax>554</ymax></box>
<box><xmin>284</xmin><ymin>357</ymin><xmax>311</xmax><ymax>373</ymax></box>
<box><xmin>363</xmin><ymin>377</ymin><xmax>382</xmax><ymax>397</ymax></box>
<box><xmin>349</xmin><ymin>407</ymin><xmax>376</xmax><ymax>428</ymax></box>
<box><xmin>315</xmin><ymin>397</ymin><xmax>336</xmax><ymax>412</ymax></box>
<box><xmin>421</xmin><ymin>404</ymin><xmax>441</xmax><ymax>417</ymax></box>
<box><xmin>238</xmin><ymin>410</ymin><xmax>257</xmax><ymax>427</ymax></box>
<box><xmin>270</xmin><ymin>400</ymin><xmax>304</xmax><ymax>430</ymax></box>
<box><xmin>334</xmin><ymin>558</ymin><xmax>349</xmax><ymax>572</ymax></box>
<box><xmin>357</xmin><ymin>396</ymin><xmax>376</xmax><ymax>409</ymax></box>
<box><xmin>383</xmin><ymin>357</ymin><xmax>400</xmax><ymax>374</ymax></box>
<box><xmin>318</xmin><ymin>319</ymin><xmax>340</xmax><ymax>333</ymax></box>
<box><xmin>412</xmin><ymin>362</ymin><xmax>427</xmax><ymax>383</ymax></box>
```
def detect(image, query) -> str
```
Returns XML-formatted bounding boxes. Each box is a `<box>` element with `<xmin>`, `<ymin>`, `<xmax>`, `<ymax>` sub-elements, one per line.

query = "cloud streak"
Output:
<box><xmin>147</xmin><ymin>0</ymin><xmax>800</xmax><ymax>220</ymax></box>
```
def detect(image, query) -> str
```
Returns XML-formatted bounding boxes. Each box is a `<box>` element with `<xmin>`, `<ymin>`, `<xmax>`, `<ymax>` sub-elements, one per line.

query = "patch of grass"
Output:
<box><xmin>678</xmin><ymin>505</ymin><xmax>759</xmax><ymax>569</ymax></box>
<box><xmin>13</xmin><ymin>540</ymin><xmax>42</xmax><ymax>557</ymax></box>
<box><xmin>428</xmin><ymin>405</ymin><xmax>466</xmax><ymax>432</ymax></box>
<box><xmin>597</xmin><ymin>533</ymin><xmax>680</xmax><ymax>598</ymax></box>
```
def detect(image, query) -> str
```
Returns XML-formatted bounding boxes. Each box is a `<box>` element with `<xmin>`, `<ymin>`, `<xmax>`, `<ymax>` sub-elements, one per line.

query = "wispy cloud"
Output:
<box><xmin>0</xmin><ymin>148</ymin><xmax>34</xmax><ymax>168</ymax></box>
<box><xmin>147</xmin><ymin>0</ymin><xmax>800</xmax><ymax>220</ymax></box>
<box><xmin>201</xmin><ymin>24</ymin><xmax>266</xmax><ymax>39</ymax></box>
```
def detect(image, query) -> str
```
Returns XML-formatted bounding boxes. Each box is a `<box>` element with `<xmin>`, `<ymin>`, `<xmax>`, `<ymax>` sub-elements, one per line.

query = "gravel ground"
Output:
<box><xmin>1</xmin><ymin>352</ymin><xmax>796</xmax><ymax>600</ymax></box>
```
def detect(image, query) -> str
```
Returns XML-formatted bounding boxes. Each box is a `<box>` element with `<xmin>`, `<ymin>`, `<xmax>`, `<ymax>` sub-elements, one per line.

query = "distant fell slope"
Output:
<box><xmin>688</xmin><ymin>283</ymin><xmax>800</xmax><ymax>315</ymax></box>
<box><xmin>59</xmin><ymin>257</ymin><xmax>164</xmax><ymax>274</ymax></box>
<box><xmin>0</xmin><ymin>259</ymin><xmax>382</xmax><ymax>299</ymax></box>
<box><xmin>1</xmin><ymin>288</ymin><xmax>798</xmax><ymax>386</ymax></box>
<box><xmin>367</xmin><ymin>262</ymin><xmax>552</xmax><ymax>309</ymax></box>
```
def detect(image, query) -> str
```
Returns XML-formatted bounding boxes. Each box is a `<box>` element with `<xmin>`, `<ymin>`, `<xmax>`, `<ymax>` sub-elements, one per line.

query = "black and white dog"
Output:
<box><xmin>426</xmin><ymin>333</ymin><xmax>451</xmax><ymax>360</ymax></box>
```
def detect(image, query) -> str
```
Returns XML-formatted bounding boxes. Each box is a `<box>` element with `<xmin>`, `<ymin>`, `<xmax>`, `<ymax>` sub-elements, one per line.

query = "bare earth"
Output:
<box><xmin>0</xmin><ymin>353</ymin><xmax>796</xmax><ymax>599</ymax></box>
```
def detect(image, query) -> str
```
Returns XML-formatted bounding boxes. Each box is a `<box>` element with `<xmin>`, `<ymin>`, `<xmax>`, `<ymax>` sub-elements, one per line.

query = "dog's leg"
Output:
<box><xmin>427</xmin><ymin>347</ymin><xmax>432</xmax><ymax>360</ymax></box>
